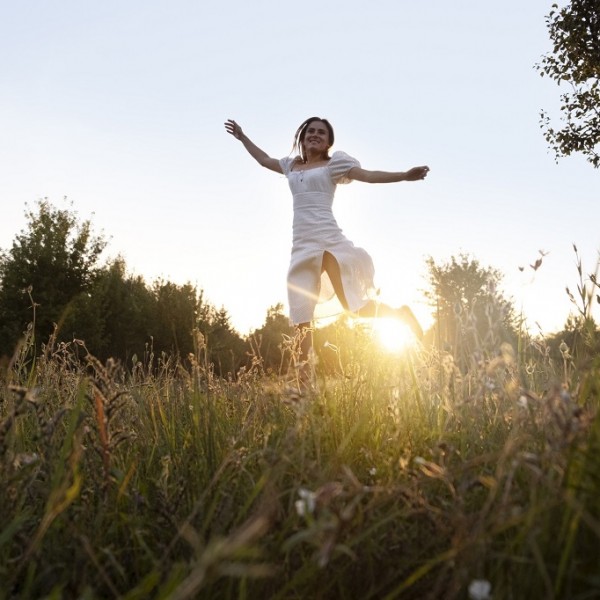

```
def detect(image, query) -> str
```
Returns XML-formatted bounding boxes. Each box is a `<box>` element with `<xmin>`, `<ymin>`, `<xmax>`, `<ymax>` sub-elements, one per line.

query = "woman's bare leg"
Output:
<box><xmin>322</xmin><ymin>251</ymin><xmax>423</xmax><ymax>339</ymax></box>
<box><xmin>357</xmin><ymin>301</ymin><xmax>423</xmax><ymax>339</ymax></box>
<box><xmin>321</xmin><ymin>251</ymin><xmax>350</xmax><ymax>310</ymax></box>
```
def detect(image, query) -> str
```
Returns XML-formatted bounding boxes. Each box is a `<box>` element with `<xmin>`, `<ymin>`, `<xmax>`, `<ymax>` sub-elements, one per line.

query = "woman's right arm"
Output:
<box><xmin>224</xmin><ymin>119</ymin><xmax>283</xmax><ymax>173</ymax></box>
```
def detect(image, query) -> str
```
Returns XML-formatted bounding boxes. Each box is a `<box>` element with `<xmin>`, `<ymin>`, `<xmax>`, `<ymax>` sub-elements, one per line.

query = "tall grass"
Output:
<box><xmin>1</xmin><ymin>317</ymin><xmax>599</xmax><ymax>599</ymax></box>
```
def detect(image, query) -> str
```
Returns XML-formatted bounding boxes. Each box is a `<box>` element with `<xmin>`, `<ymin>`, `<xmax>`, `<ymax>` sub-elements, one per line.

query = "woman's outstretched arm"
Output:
<box><xmin>348</xmin><ymin>165</ymin><xmax>430</xmax><ymax>183</ymax></box>
<box><xmin>224</xmin><ymin>119</ymin><xmax>283</xmax><ymax>174</ymax></box>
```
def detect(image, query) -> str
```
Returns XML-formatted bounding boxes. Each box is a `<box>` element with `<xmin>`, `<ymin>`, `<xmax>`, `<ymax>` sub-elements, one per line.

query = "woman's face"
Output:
<box><xmin>302</xmin><ymin>120</ymin><xmax>330</xmax><ymax>157</ymax></box>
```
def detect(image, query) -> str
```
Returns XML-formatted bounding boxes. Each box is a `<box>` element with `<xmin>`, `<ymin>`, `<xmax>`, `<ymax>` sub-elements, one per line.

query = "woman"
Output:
<box><xmin>225</xmin><ymin>117</ymin><xmax>429</xmax><ymax>387</ymax></box>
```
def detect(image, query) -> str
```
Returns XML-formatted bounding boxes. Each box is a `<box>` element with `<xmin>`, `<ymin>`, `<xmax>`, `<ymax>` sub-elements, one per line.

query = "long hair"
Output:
<box><xmin>292</xmin><ymin>117</ymin><xmax>335</xmax><ymax>163</ymax></box>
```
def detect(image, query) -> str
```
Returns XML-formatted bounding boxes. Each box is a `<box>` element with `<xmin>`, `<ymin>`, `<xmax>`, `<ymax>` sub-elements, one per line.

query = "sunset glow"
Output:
<box><xmin>371</xmin><ymin>318</ymin><xmax>417</xmax><ymax>353</ymax></box>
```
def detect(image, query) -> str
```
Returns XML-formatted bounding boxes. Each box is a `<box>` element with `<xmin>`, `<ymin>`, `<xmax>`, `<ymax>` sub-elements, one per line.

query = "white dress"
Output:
<box><xmin>279</xmin><ymin>151</ymin><xmax>376</xmax><ymax>324</ymax></box>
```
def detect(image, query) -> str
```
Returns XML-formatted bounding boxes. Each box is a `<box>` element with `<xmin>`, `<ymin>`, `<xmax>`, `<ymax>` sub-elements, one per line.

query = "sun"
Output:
<box><xmin>371</xmin><ymin>318</ymin><xmax>417</xmax><ymax>353</ymax></box>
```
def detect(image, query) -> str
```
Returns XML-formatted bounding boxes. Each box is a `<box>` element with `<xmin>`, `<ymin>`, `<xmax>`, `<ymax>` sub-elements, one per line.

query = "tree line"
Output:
<box><xmin>0</xmin><ymin>200</ymin><xmax>252</xmax><ymax>375</ymax></box>
<box><xmin>5</xmin><ymin>198</ymin><xmax>588</xmax><ymax>380</ymax></box>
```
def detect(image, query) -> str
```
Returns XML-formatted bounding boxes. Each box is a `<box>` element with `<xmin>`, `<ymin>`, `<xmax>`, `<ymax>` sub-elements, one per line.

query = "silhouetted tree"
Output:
<box><xmin>198</xmin><ymin>304</ymin><xmax>247</xmax><ymax>377</ymax></box>
<box><xmin>62</xmin><ymin>258</ymin><xmax>155</xmax><ymax>363</ymax></box>
<box><xmin>0</xmin><ymin>199</ymin><xmax>106</xmax><ymax>356</ymax></box>
<box><xmin>536</xmin><ymin>0</ymin><xmax>600</xmax><ymax>167</ymax></box>
<box><xmin>1</xmin><ymin>199</ymin><xmax>249</xmax><ymax>375</ymax></box>
<box><xmin>424</xmin><ymin>254</ymin><xmax>517</xmax><ymax>366</ymax></box>
<box><xmin>248</xmin><ymin>303</ymin><xmax>294</xmax><ymax>375</ymax></box>
<box><xmin>100</xmin><ymin>263</ymin><xmax>155</xmax><ymax>363</ymax></box>
<box><xmin>152</xmin><ymin>279</ymin><xmax>199</xmax><ymax>359</ymax></box>
<box><xmin>65</xmin><ymin>263</ymin><xmax>237</xmax><ymax>370</ymax></box>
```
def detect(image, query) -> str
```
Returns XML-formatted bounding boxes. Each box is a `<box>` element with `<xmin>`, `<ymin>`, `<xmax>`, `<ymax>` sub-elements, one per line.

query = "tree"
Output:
<box><xmin>424</xmin><ymin>254</ymin><xmax>517</xmax><ymax>365</ymax></box>
<box><xmin>198</xmin><ymin>304</ymin><xmax>248</xmax><ymax>377</ymax></box>
<box><xmin>536</xmin><ymin>0</ymin><xmax>600</xmax><ymax>167</ymax></box>
<box><xmin>248</xmin><ymin>303</ymin><xmax>295</xmax><ymax>375</ymax></box>
<box><xmin>150</xmin><ymin>279</ymin><xmax>199</xmax><ymax>359</ymax></box>
<box><xmin>0</xmin><ymin>199</ymin><xmax>254</xmax><ymax>375</ymax></box>
<box><xmin>61</xmin><ymin>258</ymin><xmax>156</xmax><ymax>363</ymax></box>
<box><xmin>0</xmin><ymin>199</ymin><xmax>106</xmax><ymax>356</ymax></box>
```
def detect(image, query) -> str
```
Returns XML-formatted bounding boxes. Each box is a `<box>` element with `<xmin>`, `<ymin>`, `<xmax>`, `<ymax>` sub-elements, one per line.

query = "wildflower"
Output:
<box><xmin>294</xmin><ymin>500</ymin><xmax>306</xmax><ymax>516</ymax></box>
<box><xmin>13</xmin><ymin>453</ymin><xmax>40</xmax><ymax>469</ymax></box>
<box><xmin>559</xmin><ymin>341</ymin><xmax>571</xmax><ymax>358</ymax></box>
<box><xmin>295</xmin><ymin>488</ymin><xmax>317</xmax><ymax>517</ymax></box>
<box><xmin>484</xmin><ymin>378</ymin><xmax>496</xmax><ymax>391</ymax></box>
<box><xmin>521</xmin><ymin>452</ymin><xmax>539</xmax><ymax>463</ymax></box>
<box><xmin>517</xmin><ymin>395</ymin><xmax>528</xmax><ymax>409</ymax></box>
<box><xmin>369</xmin><ymin>467</ymin><xmax>377</xmax><ymax>476</ymax></box>
<box><xmin>468</xmin><ymin>579</ymin><xmax>492</xmax><ymax>600</ymax></box>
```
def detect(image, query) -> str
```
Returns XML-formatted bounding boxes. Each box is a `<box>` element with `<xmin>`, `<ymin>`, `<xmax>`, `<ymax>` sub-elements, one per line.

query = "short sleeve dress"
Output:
<box><xmin>279</xmin><ymin>151</ymin><xmax>376</xmax><ymax>324</ymax></box>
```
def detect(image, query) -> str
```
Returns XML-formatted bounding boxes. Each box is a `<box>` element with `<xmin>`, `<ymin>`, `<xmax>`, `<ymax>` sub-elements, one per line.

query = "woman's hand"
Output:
<box><xmin>224</xmin><ymin>119</ymin><xmax>283</xmax><ymax>173</ymax></box>
<box><xmin>225</xmin><ymin>119</ymin><xmax>244</xmax><ymax>140</ymax></box>
<box><xmin>404</xmin><ymin>166</ymin><xmax>430</xmax><ymax>181</ymax></box>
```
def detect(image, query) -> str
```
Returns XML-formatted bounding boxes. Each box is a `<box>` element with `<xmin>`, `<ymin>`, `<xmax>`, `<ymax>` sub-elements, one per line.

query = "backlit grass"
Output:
<box><xmin>1</xmin><ymin>323</ymin><xmax>599</xmax><ymax>599</ymax></box>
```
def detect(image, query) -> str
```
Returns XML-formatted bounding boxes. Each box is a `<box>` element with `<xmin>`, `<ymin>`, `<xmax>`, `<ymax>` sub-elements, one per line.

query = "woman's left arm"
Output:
<box><xmin>348</xmin><ymin>165</ymin><xmax>430</xmax><ymax>183</ymax></box>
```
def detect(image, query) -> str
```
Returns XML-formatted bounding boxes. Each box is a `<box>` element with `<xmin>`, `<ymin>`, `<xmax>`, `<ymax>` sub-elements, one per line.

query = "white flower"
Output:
<box><xmin>294</xmin><ymin>499</ymin><xmax>307</xmax><ymax>517</ymax></box>
<box><xmin>369</xmin><ymin>467</ymin><xmax>377</xmax><ymax>476</ymax></box>
<box><xmin>295</xmin><ymin>488</ymin><xmax>316</xmax><ymax>517</ymax></box>
<box><xmin>521</xmin><ymin>452</ymin><xmax>539</xmax><ymax>463</ymax></box>
<box><xmin>517</xmin><ymin>395</ymin><xmax>529</xmax><ymax>409</ymax></box>
<box><xmin>484</xmin><ymin>378</ymin><xmax>496</xmax><ymax>391</ymax></box>
<box><xmin>468</xmin><ymin>579</ymin><xmax>492</xmax><ymax>600</ymax></box>
<box><xmin>13</xmin><ymin>452</ymin><xmax>40</xmax><ymax>468</ymax></box>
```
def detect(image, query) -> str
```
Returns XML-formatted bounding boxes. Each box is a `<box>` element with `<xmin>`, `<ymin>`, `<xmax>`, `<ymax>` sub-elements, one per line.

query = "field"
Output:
<box><xmin>1</xmin><ymin>323</ymin><xmax>600</xmax><ymax>600</ymax></box>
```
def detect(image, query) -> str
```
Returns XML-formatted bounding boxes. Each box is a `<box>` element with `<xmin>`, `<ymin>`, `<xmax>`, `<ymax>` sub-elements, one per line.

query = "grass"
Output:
<box><xmin>1</xmin><ymin>322</ymin><xmax>600</xmax><ymax>599</ymax></box>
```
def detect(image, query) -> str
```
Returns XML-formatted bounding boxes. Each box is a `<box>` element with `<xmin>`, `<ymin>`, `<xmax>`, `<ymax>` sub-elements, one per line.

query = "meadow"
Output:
<box><xmin>1</xmin><ymin>315</ymin><xmax>599</xmax><ymax>600</ymax></box>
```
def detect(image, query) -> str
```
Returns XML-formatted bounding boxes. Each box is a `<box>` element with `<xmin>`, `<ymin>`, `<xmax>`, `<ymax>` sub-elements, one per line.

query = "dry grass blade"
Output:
<box><xmin>167</xmin><ymin>515</ymin><xmax>273</xmax><ymax>600</ymax></box>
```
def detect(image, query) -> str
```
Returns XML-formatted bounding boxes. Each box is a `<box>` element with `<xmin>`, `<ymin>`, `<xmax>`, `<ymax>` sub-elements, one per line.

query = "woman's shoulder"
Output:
<box><xmin>329</xmin><ymin>150</ymin><xmax>359</xmax><ymax>164</ymax></box>
<box><xmin>330</xmin><ymin>150</ymin><xmax>349</xmax><ymax>159</ymax></box>
<box><xmin>279</xmin><ymin>155</ymin><xmax>303</xmax><ymax>174</ymax></box>
<box><xmin>327</xmin><ymin>151</ymin><xmax>361</xmax><ymax>184</ymax></box>
<box><xmin>328</xmin><ymin>151</ymin><xmax>360</xmax><ymax>168</ymax></box>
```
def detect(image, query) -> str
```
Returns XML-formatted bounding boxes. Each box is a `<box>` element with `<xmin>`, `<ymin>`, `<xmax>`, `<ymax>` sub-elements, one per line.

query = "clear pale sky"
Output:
<box><xmin>1</xmin><ymin>1</ymin><xmax>598</xmax><ymax>336</ymax></box>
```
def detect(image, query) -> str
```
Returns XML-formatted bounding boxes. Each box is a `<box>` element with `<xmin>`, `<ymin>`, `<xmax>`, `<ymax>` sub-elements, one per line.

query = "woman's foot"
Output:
<box><xmin>398</xmin><ymin>305</ymin><xmax>423</xmax><ymax>340</ymax></box>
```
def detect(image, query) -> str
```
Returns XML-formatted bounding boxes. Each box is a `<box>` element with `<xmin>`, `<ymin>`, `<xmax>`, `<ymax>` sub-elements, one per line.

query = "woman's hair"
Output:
<box><xmin>292</xmin><ymin>117</ymin><xmax>335</xmax><ymax>163</ymax></box>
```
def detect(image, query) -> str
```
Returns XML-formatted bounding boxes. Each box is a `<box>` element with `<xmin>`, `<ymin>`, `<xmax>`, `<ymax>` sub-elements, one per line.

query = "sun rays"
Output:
<box><xmin>371</xmin><ymin>317</ymin><xmax>419</xmax><ymax>353</ymax></box>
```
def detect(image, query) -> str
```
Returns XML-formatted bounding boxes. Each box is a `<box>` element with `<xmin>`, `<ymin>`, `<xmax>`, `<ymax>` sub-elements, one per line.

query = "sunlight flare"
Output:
<box><xmin>371</xmin><ymin>318</ymin><xmax>416</xmax><ymax>353</ymax></box>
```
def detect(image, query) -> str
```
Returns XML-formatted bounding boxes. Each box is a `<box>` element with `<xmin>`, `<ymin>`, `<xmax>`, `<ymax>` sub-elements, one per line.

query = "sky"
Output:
<box><xmin>0</xmin><ymin>0</ymin><xmax>598</xmax><ymax>337</ymax></box>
